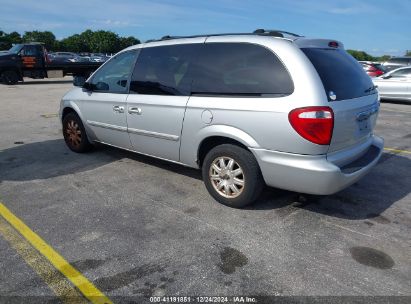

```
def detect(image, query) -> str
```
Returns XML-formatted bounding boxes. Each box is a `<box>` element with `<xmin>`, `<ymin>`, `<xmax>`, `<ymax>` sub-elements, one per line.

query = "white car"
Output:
<box><xmin>373</xmin><ymin>67</ymin><xmax>411</xmax><ymax>102</ymax></box>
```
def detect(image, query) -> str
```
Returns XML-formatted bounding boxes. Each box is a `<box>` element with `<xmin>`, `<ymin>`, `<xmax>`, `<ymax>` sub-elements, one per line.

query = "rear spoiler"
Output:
<box><xmin>294</xmin><ymin>39</ymin><xmax>344</xmax><ymax>50</ymax></box>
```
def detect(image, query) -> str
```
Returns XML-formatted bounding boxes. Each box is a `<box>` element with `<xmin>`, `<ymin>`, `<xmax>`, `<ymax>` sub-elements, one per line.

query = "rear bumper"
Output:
<box><xmin>251</xmin><ymin>135</ymin><xmax>384</xmax><ymax>195</ymax></box>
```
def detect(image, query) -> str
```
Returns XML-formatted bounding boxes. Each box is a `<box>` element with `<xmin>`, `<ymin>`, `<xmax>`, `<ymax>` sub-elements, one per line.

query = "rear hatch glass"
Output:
<box><xmin>302</xmin><ymin>48</ymin><xmax>379</xmax><ymax>153</ymax></box>
<box><xmin>302</xmin><ymin>48</ymin><xmax>374</xmax><ymax>101</ymax></box>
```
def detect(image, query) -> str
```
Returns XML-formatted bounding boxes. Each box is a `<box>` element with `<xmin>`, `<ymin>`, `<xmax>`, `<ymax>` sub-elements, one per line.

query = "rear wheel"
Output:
<box><xmin>62</xmin><ymin>112</ymin><xmax>92</xmax><ymax>153</ymax></box>
<box><xmin>2</xmin><ymin>70</ymin><xmax>19</xmax><ymax>85</ymax></box>
<box><xmin>202</xmin><ymin>144</ymin><xmax>264</xmax><ymax>208</ymax></box>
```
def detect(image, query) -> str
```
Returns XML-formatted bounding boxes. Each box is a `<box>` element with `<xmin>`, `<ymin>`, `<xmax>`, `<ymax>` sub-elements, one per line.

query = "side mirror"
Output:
<box><xmin>381</xmin><ymin>75</ymin><xmax>392</xmax><ymax>79</ymax></box>
<box><xmin>73</xmin><ymin>75</ymin><xmax>86</xmax><ymax>87</ymax></box>
<box><xmin>82</xmin><ymin>81</ymin><xmax>93</xmax><ymax>91</ymax></box>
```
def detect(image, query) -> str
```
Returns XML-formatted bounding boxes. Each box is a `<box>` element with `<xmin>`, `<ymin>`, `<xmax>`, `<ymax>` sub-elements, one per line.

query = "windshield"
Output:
<box><xmin>302</xmin><ymin>48</ymin><xmax>375</xmax><ymax>101</ymax></box>
<box><xmin>8</xmin><ymin>44</ymin><xmax>23</xmax><ymax>54</ymax></box>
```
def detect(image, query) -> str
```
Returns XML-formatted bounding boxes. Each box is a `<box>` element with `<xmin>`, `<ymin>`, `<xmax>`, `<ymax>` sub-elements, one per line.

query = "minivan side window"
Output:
<box><xmin>90</xmin><ymin>50</ymin><xmax>138</xmax><ymax>93</ymax></box>
<box><xmin>130</xmin><ymin>44</ymin><xmax>201</xmax><ymax>96</ymax></box>
<box><xmin>191</xmin><ymin>43</ymin><xmax>294</xmax><ymax>96</ymax></box>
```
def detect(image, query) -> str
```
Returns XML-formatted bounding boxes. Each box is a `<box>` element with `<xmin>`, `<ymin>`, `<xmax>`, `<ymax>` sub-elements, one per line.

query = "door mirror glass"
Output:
<box><xmin>381</xmin><ymin>75</ymin><xmax>391</xmax><ymax>79</ymax></box>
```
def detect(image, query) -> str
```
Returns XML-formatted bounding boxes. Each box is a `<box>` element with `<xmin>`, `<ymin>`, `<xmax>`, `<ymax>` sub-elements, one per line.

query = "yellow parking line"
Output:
<box><xmin>0</xmin><ymin>203</ymin><xmax>112</xmax><ymax>304</ymax></box>
<box><xmin>384</xmin><ymin>147</ymin><xmax>411</xmax><ymax>155</ymax></box>
<box><xmin>0</xmin><ymin>217</ymin><xmax>88</xmax><ymax>303</ymax></box>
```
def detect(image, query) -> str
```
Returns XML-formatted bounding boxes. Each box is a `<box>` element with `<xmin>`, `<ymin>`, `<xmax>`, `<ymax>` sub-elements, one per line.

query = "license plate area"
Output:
<box><xmin>356</xmin><ymin>103</ymin><xmax>379</xmax><ymax>134</ymax></box>
<box><xmin>357</xmin><ymin>117</ymin><xmax>370</xmax><ymax>132</ymax></box>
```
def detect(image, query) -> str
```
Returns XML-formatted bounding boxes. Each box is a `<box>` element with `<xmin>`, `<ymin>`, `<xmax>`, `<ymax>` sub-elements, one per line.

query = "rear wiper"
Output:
<box><xmin>364</xmin><ymin>85</ymin><xmax>378</xmax><ymax>93</ymax></box>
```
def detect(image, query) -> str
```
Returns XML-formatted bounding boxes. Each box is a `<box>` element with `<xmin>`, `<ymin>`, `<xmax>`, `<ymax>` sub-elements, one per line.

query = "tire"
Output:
<box><xmin>2</xmin><ymin>70</ymin><xmax>19</xmax><ymax>85</ymax></box>
<box><xmin>62</xmin><ymin>112</ymin><xmax>93</xmax><ymax>153</ymax></box>
<box><xmin>202</xmin><ymin>144</ymin><xmax>264</xmax><ymax>208</ymax></box>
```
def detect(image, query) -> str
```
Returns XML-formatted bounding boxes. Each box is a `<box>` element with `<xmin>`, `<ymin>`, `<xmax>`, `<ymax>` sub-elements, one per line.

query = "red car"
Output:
<box><xmin>359</xmin><ymin>61</ymin><xmax>387</xmax><ymax>77</ymax></box>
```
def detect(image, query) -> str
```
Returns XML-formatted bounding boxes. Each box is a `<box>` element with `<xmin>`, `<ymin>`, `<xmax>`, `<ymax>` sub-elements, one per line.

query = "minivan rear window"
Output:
<box><xmin>302</xmin><ymin>48</ymin><xmax>375</xmax><ymax>101</ymax></box>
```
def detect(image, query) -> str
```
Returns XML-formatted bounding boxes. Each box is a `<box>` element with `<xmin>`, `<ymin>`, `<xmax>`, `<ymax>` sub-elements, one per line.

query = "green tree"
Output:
<box><xmin>347</xmin><ymin>49</ymin><xmax>376</xmax><ymax>61</ymax></box>
<box><xmin>376</xmin><ymin>55</ymin><xmax>391</xmax><ymax>62</ymax></box>
<box><xmin>1</xmin><ymin>28</ymin><xmax>140</xmax><ymax>53</ymax></box>
<box><xmin>60</xmin><ymin>34</ymin><xmax>83</xmax><ymax>52</ymax></box>
<box><xmin>0</xmin><ymin>30</ymin><xmax>22</xmax><ymax>50</ymax></box>
<box><xmin>119</xmin><ymin>36</ymin><xmax>140</xmax><ymax>51</ymax></box>
<box><xmin>78</xmin><ymin>29</ymin><xmax>94</xmax><ymax>52</ymax></box>
<box><xmin>22</xmin><ymin>31</ymin><xmax>56</xmax><ymax>50</ymax></box>
<box><xmin>88</xmin><ymin>30</ymin><xmax>120</xmax><ymax>53</ymax></box>
<box><xmin>405</xmin><ymin>50</ymin><xmax>411</xmax><ymax>56</ymax></box>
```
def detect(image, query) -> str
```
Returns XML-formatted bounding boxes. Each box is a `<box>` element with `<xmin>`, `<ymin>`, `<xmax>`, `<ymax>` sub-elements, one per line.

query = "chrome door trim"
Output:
<box><xmin>127</xmin><ymin>127</ymin><xmax>179</xmax><ymax>141</ymax></box>
<box><xmin>87</xmin><ymin>120</ymin><xmax>128</xmax><ymax>132</ymax></box>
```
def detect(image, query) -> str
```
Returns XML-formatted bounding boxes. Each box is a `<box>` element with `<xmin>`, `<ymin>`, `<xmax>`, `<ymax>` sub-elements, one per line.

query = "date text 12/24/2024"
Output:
<box><xmin>150</xmin><ymin>296</ymin><xmax>257</xmax><ymax>303</ymax></box>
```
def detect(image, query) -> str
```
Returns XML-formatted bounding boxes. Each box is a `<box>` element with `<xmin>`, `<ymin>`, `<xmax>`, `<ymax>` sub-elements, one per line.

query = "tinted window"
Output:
<box><xmin>90</xmin><ymin>50</ymin><xmax>138</xmax><ymax>93</ymax></box>
<box><xmin>130</xmin><ymin>44</ymin><xmax>201</xmax><ymax>95</ymax></box>
<box><xmin>21</xmin><ymin>45</ymin><xmax>38</xmax><ymax>56</ymax></box>
<box><xmin>191</xmin><ymin>43</ymin><xmax>293</xmax><ymax>96</ymax></box>
<box><xmin>9</xmin><ymin>44</ymin><xmax>23</xmax><ymax>54</ymax></box>
<box><xmin>302</xmin><ymin>48</ymin><xmax>374</xmax><ymax>101</ymax></box>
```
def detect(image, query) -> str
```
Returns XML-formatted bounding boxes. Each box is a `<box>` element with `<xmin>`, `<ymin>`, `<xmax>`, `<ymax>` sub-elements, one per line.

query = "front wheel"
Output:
<box><xmin>2</xmin><ymin>70</ymin><xmax>19</xmax><ymax>85</ymax></box>
<box><xmin>62</xmin><ymin>112</ymin><xmax>93</xmax><ymax>153</ymax></box>
<box><xmin>202</xmin><ymin>144</ymin><xmax>264</xmax><ymax>208</ymax></box>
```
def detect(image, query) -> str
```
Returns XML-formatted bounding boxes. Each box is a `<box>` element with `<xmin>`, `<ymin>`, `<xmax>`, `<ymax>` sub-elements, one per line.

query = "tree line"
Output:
<box><xmin>0</xmin><ymin>29</ymin><xmax>140</xmax><ymax>53</ymax></box>
<box><xmin>346</xmin><ymin>50</ymin><xmax>392</xmax><ymax>62</ymax></box>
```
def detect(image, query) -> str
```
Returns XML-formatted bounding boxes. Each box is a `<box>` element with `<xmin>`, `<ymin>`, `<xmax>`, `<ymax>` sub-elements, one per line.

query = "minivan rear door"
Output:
<box><xmin>301</xmin><ymin>47</ymin><xmax>379</xmax><ymax>153</ymax></box>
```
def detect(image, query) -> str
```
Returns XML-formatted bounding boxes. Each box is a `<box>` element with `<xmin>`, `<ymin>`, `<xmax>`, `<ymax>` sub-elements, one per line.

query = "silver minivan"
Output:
<box><xmin>60</xmin><ymin>30</ymin><xmax>383</xmax><ymax>207</ymax></box>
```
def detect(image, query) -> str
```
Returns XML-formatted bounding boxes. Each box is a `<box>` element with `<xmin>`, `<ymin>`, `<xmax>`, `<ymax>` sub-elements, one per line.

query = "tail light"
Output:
<box><xmin>288</xmin><ymin>107</ymin><xmax>334</xmax><ymax>145</ymax></box>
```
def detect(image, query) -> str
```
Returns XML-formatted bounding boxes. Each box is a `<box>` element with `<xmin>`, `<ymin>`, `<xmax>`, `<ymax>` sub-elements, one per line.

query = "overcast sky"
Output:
<box><xmin>0</xmin><ymin>0</ymin><xmax>409</xmax><ymax>56</ymax></box>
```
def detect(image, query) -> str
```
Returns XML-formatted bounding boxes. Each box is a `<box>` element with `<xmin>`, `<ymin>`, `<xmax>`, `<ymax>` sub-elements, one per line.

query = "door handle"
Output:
<box><xmin>128</xmin><ymin>107</ymin><xmax>142</xmax><ymax>115</ymax></box>
<box><xmin>113</xmin><ymin>105</ymin><xmax>124</xmax><ymax>113</ymax></box>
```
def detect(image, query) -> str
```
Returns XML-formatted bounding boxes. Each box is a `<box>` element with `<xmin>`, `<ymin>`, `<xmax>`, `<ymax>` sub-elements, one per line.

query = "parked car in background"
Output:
<box><xmin>373</xmin><ymin>67</ymin><xmax>411</xmax><ymax>102</ymax></box>
<box><xmin>51</xmin><ymin>52</ymin><xmax>78</xmax><ymax>60</ymax></box>
<box><xmin>359</xmin><ymin>61</ymin><xmax>386</xmax><ymax>77</ymax></box>
<box><xmin>382</xmin><ymin>57</ymin><xmax>411</xmax><ymax>72</ymax></box>
<box><xmin>50</xmin><ymin>52</ymin><xmax>77</xmax><ymax>62</ymax></box>
<box><xmin>90</xmin><ymin>53</ymin><xmax>109</xmax><ymax>62</ymax></box>
<box><xmin>59</xmin><ymin>29</ymin><xmax>383</xmax><ymax>208</ymax></box>
<box><xmin>68</xmin><ymin>56</ymin><xmax>91</xmax><ymax>63</ymax></box>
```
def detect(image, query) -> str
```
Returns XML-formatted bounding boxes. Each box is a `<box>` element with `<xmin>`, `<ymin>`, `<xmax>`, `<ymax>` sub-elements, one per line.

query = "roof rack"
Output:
<box><xmin>253</xmin><ymin>29</ymin><xmax>303</xmax><ymax>38</ymax></box>
<box><xmin>145</xmin><ymin>29</ymin><xmax>302</xmax><ymax>43</ymax></box>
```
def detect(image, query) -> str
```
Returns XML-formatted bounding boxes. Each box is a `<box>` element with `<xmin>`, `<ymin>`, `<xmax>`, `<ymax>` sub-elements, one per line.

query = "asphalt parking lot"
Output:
<box><xmin>0</xmin><ymin>78</ymin><xmax>410</xmax><ymax>303</ymax></box>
